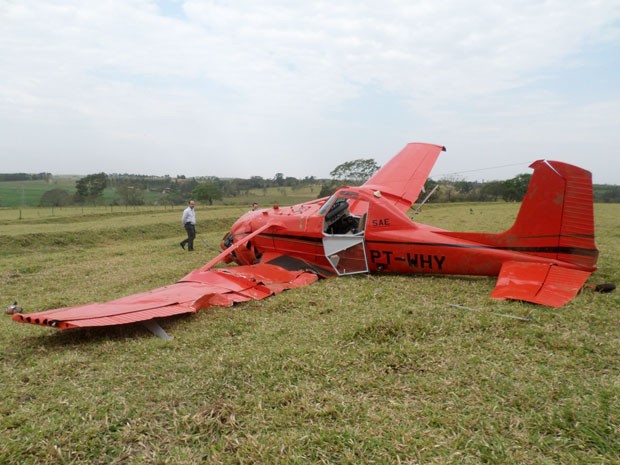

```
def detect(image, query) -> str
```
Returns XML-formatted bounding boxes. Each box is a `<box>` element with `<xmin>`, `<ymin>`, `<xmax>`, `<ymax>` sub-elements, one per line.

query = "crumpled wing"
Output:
<box><xmin>490</xmin><ymin>261</ymin><xmax>591</xmax><ymax>307</ymax></box>
<box><xmin>13</xmin><ymin>262</ymin><xmax>318</xmax><ymax>330</ymax></box>
<box><xmin>362</xmin><ymin>143</ymin><xmax>445</xmax><ymax>212</ymax></box>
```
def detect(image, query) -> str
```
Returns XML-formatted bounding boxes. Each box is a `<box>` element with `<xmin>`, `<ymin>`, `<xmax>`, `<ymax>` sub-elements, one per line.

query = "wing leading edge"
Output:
<box><xmin>490</xmin><ymin>261</ymin><xmax>591</xmax><ymax>308</ymax></box>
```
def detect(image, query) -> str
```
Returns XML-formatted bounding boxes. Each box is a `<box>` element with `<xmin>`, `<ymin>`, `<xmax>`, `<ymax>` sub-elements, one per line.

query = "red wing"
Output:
<box><xmin>490</xmin><ymin>261</ymin><xmax>591</xmax><ymax>307</ymax></box>
<box><xmin>362</xmin><ymin>142</ymin><xmax>445</xmax><ymax>212</ymax></box>
<box><xmin>13</xmin><ymin>261</ymin><xmax>318</xmax><ymax>330</ymax></box>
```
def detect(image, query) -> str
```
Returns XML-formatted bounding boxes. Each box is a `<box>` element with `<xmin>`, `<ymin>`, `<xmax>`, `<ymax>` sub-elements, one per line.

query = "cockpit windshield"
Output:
<box><xmin>318</xmin><ymin>194</ymin><xmax>338</xmax><ymax>216</ymax></box>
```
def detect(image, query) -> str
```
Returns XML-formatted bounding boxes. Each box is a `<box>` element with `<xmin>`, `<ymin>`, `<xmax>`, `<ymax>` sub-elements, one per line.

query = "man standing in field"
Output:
<box><xmin>180</xmin><ymin>200</ymin><xmax>196</xmax><ymax>251</ymax></box>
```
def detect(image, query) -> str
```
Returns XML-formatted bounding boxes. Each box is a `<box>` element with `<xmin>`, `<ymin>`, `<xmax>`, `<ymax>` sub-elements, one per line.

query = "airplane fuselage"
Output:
<box><xmin>224</xmin><ymin>186</ymin><xmax>594</xmax><ymax>279</ymax></box>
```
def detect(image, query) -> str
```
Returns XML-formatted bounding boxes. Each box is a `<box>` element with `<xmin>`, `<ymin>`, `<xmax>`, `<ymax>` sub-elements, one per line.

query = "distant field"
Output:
<box><xmin>0</xmin><ymin>179</ymin><xmax>73</xmax><ymax>207</ymax></box>
<box><xmin>0</xmin><ymin>177</ymin><xmax>120</xmax><ymax>208</ymax></box>
<box><xmin>1</xmin><ymin>203</ymin><xmax>618</xmax><ymax>464</ymax></box>
<box><xmin>221</xmin><ymin>185</ymin><xmax>322</xmax><ymax>208</ymax></box>
<box><xmin>0</xmin><ymin>178</ymin><xmax>322</xmax><ymax>208</ymax></box>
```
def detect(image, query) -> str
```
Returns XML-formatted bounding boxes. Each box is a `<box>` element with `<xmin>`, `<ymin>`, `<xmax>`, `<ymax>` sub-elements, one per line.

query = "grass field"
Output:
<box><xmin>0</xmin><ymin>179</ymin><xmax>70</xmax><ymax>208</ymax></box>
<box><xmin>1</xmin><ymin>203</ymin><xmax>618</xmax><ymax>464</ymax></box>
<box><xmin>0</xmin><ymin>178</ymin><xmax>322</xmax><ymax>209</ymax></box>
<box><xmin>0</xmin><ymin>178</ymin><xmax>130</xmax><ymax>208</ymax></box>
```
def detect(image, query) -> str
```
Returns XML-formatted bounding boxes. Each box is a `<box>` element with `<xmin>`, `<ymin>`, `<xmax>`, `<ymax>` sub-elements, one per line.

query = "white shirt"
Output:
<box><xmin>182</xmin><ymin>206</ymin><xmax>196</xmax><ymax>225</ymax></box>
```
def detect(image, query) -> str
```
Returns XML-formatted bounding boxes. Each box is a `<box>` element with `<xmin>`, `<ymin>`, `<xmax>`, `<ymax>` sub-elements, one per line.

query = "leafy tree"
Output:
<box><xmin>116</xmin><ymin>185</ymin><xmax>145</xmax><ymax>206</ymax></box>
<box><xmin>423</xmin><ymin>178</ymin><xmax>438</xmax><ymax>193</ymax></box>
<box><xmin>330</xmin><ymin>158</ymin><xmax>380</xmax><ymax>184</ymax></box>
<box><xmin>479</xmin><ymin>180</ymin><xmax>505</xmax><ymax>201</ymax></box>
<box><xmin>598</xmin><ymin>185</ymin><xmax>620</xmax><ymax>203</ymax></box>
<box><xmin>317</xmin><ymin>181</ymin><xmax>338</xmax><ymax>198</ymax></box>
<box><xmin>174</xmin><ymin>178</ymin><xmax>199</xmax><ymax>199</ymax></box>
<box><xmin>301</xmin><ymin>176</ymin><xmax>316</xmax><ymax>192</ymax></box>
<box><xmin>455</xmin><ymin>180</ymin><xmax>476</xmax><ymax>195</ymax></box>
<box><xmin>248</xmin><ymin>176</ymin><xmax>265</xmax><ymax>189</ymax></box>
<box><xmin>159</xmin><ymin>190</ymin><xmax>186</xmax><ymax>206</ymax></box>
<box><xmin>220</xmin><ymin>179</ymin><xmax>240</xmax><ymax>197</ymax></box>
<box><xmin>502</xmin><ymin>173</ymin><xmax>531</xmax><ymax>202</ymax></box>
<box><xmin>192</xmin><ymin>182</ymin><xmax>223</xmax><ymax>205</ymax></box>
<box><xmin>273</xmin><ymin>173</ymin><xmax>285</xmax><ymax>187</ymax></box>
<box><xmin>75</xmin><ymin>172</ymin><xmax>108</xmax><ymax>204</ymax></box>
<box><xmin>39</xmin><ymin>188</ymin><xmax>73</xmax><ymax>207</ymax></box>
<box><xmin>418</xmin><ymin>178</ymin><xmax>441</xmax><ymax>203</ymax></box>
<box><xmin>284</xmin><ymin>176</ymin><xmax>299</xmax><ymax>188</ymax></box>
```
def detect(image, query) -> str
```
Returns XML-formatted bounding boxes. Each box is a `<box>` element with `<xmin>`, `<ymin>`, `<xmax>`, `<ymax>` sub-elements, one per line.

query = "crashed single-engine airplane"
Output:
<box><xmin>14</xmin><ymin>143</ymin><xmax>598</xmax><ymax>337</ymax></box>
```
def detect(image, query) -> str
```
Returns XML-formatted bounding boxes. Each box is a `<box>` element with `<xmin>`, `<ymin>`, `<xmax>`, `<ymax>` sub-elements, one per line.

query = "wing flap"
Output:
<box><xmin>13</xmin><ymin>261</ymin><xmax>318</xmax><ymax>330</ymax></box>
<box><xmin>490</xmin><ymin>261</ymin><xmax>591</xmax><ymax>307</ymax></box>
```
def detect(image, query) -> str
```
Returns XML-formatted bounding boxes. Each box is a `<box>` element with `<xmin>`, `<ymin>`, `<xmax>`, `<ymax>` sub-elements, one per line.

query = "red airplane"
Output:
<box><xmin>14</xmin><ymin>143</ymin><xmax>599</xmax><ymax>337</ymax></box>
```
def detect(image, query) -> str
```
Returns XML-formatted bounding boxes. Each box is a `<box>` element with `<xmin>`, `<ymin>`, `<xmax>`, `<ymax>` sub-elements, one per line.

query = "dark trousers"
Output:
<box><xmin>181</xmin><ymin>223</ymin><xmax>196</xmax><ymax>251</ymax></box>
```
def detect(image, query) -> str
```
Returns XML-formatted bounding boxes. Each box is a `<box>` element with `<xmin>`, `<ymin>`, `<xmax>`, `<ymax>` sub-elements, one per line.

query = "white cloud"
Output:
<box><xmin>1</xmin><ymin>0</ymin><xmax>619</xmax><ymax>182</ymax></box>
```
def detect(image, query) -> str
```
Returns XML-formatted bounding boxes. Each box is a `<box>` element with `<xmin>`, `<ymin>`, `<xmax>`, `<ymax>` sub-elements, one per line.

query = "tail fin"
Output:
<box><xmin>443</xmin><ymin>160</ymin><xmax>598</xmax><ymax>268</ymax></box>
<box><xmin>505</xmin><ymin>160</ymin><xmax>598</xmax><ymax>267</ymax></box>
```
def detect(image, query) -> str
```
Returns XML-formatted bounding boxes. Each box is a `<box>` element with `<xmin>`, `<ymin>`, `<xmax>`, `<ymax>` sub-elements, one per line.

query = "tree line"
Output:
<box><xmin>0</xmin><ymin>172</ymin><xmax>52</xmax><ymax>182</ymax></box>
<box><xmin>320</xmin><ymin>158</ymin><xmax>620</xmax><ymax>203</ymax></box>
<box><xmin>36</xmin><ymin>172</ymin><xmax>321</xmax><ymax>207</ymax></box>
<box><xmin>5</xmin><ymin>156</ymin><xmax>620</xmax><ymax>208</ymax></box>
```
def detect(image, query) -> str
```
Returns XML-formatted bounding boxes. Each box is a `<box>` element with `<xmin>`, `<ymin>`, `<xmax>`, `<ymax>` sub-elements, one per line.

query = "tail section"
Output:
<box><xmin>443</xmin><ymin>160</ymin><xmax>598</xmax><ymax>269</ymax></box>
<box><xmin>505</xmin><ymin>160</ymin><xmax>597</xmax><ymax>267</ymax></box>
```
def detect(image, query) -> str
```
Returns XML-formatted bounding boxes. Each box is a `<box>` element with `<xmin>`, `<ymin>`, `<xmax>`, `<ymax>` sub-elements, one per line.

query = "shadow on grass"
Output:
<box><xmin>18</xmin><ymin>314</ymin><xmax>199</xmax><ymax>348</ymax></box>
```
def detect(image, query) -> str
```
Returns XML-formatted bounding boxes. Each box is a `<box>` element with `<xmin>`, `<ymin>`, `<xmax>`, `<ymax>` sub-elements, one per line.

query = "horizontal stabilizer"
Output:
<box><xmin>13</xmin><ymin>261</ymin><xmax>318</xmax><ymax>330</ymax></box>
<box><xmin>490</xmin><ymin>261</ymin><xmax>591</xmax><ymax>307</ymax></box>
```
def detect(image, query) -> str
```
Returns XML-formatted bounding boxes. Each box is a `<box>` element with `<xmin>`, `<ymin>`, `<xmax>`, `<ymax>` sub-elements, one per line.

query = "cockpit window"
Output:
<box><xmin>318</xmin><ymin>194</ymin><xmax>338</xmax><ymax>216</ymax></box>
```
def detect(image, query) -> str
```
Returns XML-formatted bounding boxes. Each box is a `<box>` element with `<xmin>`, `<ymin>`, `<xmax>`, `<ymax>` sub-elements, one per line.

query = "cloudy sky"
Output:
<box><xmin>1</xmin><ymin>1</ymin><xmax>619</xmax><ymax>183</ymax></box>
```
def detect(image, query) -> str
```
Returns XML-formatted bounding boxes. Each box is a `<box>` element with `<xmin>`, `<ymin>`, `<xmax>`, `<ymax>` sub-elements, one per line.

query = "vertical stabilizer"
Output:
<box><xmin>506</xmin><ymin>160</ymin><xmax>597</xmax><ymax>268</ymax></box>
<box><xmin>442</xmin><ymin>160</ymin><xmax>598</xmax><ymax>268</ymax></box>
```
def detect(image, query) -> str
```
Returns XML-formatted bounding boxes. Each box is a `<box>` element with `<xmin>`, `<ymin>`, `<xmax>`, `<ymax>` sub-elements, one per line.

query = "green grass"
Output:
<box><xmin>1</xmin><ymin>203</ymin><xmax>618</xmax><ymax>464</ymax></box>
<box><xmin>0</xmin><ymin>178</ymin><xmax>323</xmax><ymax>208</ymax></box>
<box><xmin>0</xmin><ymin>179</ymin><xmax>72</xmax><ymax>207</ymax></box>
<box><xmin>0</xmin><ymin>178</ymin><xmax>131</xmax><ymax>208</ymax></box>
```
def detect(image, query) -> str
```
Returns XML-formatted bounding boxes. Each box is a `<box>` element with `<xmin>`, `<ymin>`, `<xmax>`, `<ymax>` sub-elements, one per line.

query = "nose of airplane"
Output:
<box><xmin>219</xmin><ymin>212</ymin><xmax>260</xmax><ymax>265</ymax></box>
